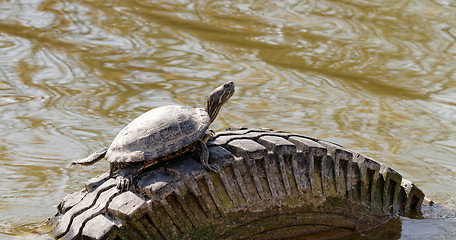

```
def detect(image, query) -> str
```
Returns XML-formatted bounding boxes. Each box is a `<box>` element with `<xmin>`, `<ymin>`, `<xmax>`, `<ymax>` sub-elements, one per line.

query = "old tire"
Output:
<box><xmin>48</xmin><ymin>128</ymin><xmax>425</xmax><ymax>239</ymax></box>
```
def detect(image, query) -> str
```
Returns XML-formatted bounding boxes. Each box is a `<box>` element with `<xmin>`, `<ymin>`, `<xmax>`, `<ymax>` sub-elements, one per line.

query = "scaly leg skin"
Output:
<box><xmin>70</xmin><ymin>147</ymin><xmax>108</xmax><ymax>167</ymax></box>
<box><xmin>197</xmin><ymin>139</ymin><xmax>218</xmax><ymax>172</ymax></box>
<box><xmin>114</xmin><ymin>165</ymin><xmax>142</xmax><ymax>192</ymax></box>
<box><xmin>202</xmin><ymin>130</ymin><xmax>215</xmax><ymax>143</ymax></box>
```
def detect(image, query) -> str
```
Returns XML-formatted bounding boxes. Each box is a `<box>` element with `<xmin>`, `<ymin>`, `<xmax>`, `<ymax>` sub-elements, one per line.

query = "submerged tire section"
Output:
<box><xmin>49</xmin><ymin>128</ymin><xmax>425</xmax><ymax>240</ymax></box>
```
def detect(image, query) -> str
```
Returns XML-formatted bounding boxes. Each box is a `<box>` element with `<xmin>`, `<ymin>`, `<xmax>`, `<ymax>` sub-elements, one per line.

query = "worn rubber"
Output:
<box><xmin>48</xmin><ymin>128</ymin><xmax>425</xmax><ymax>240</ymax></box>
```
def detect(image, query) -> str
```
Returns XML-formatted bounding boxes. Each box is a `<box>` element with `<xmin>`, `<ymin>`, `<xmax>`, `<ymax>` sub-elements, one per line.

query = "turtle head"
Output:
<box><xmin>206</xmin><ymin>81</ymin><xmax>235</xmax><ymax>123</ymax></box>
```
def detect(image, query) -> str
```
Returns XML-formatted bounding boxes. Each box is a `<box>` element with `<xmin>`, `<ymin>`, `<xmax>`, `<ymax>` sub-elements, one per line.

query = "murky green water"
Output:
<box><xmin>1</xmin><ymin>0</ymin><xmax>456</xmax><ymax>239</ymax></box>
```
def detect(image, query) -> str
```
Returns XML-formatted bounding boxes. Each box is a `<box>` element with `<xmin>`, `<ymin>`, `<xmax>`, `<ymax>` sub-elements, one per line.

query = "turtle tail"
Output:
<box><xmin>70</xmin><ymin>147</ymin><xmax>108</xmax><ymax>167</ymax></box>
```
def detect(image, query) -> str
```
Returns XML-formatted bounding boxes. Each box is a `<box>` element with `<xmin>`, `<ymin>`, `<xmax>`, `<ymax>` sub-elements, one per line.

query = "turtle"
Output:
<box><xmin>70</xmin><ymin>81</ymin><xmax>235</xmax><ymax>191</ymax></box>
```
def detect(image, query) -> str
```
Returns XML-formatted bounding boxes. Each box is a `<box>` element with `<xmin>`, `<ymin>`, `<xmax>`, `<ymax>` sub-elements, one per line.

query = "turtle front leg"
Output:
<box><xmin>202</xmin><ymin>130</ymin><xmax>215</xmax><ymax>143</ymax></box>
<box><xmin>196</xmin><ymin>139</ymin><xmax>218</xmax><ymax>172</ymax></box>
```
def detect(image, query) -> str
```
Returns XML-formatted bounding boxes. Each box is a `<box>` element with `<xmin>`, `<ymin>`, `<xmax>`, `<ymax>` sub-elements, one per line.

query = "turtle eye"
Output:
<box><xmin>224</xmin><ymin>83</ymin><xmax>229</xmax><ymax>88</ymax></box>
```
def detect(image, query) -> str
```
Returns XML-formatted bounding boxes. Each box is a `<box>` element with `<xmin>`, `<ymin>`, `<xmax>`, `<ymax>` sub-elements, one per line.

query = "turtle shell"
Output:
<box><xmin>105</xmin><ymin>105</ymin><xmax>210</xmax><ymax>163</ymax></box>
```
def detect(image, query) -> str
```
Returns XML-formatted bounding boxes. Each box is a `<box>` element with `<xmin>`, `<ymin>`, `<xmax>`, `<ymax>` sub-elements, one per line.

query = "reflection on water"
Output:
<box><xmin>1</xmin><ymin>0</ymin><xmax>456</xmax><ymax>238</ymax></box>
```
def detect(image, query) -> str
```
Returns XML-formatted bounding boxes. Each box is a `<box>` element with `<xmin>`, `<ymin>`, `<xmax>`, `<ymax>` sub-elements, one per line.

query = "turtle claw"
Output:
<box><xmin>204</xmin><ymin>164</ymin><xmax>219</xmax><ymax>173</ymax></box>
<box><xmin>116</xmin><ymin>175</ymin><xmax>132</xmax><ymax>192</ymax></box>
<box><xmin>69</xmin><ymin>161</ymin><xmax>81</xmax><ymax>168</ymax></box>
